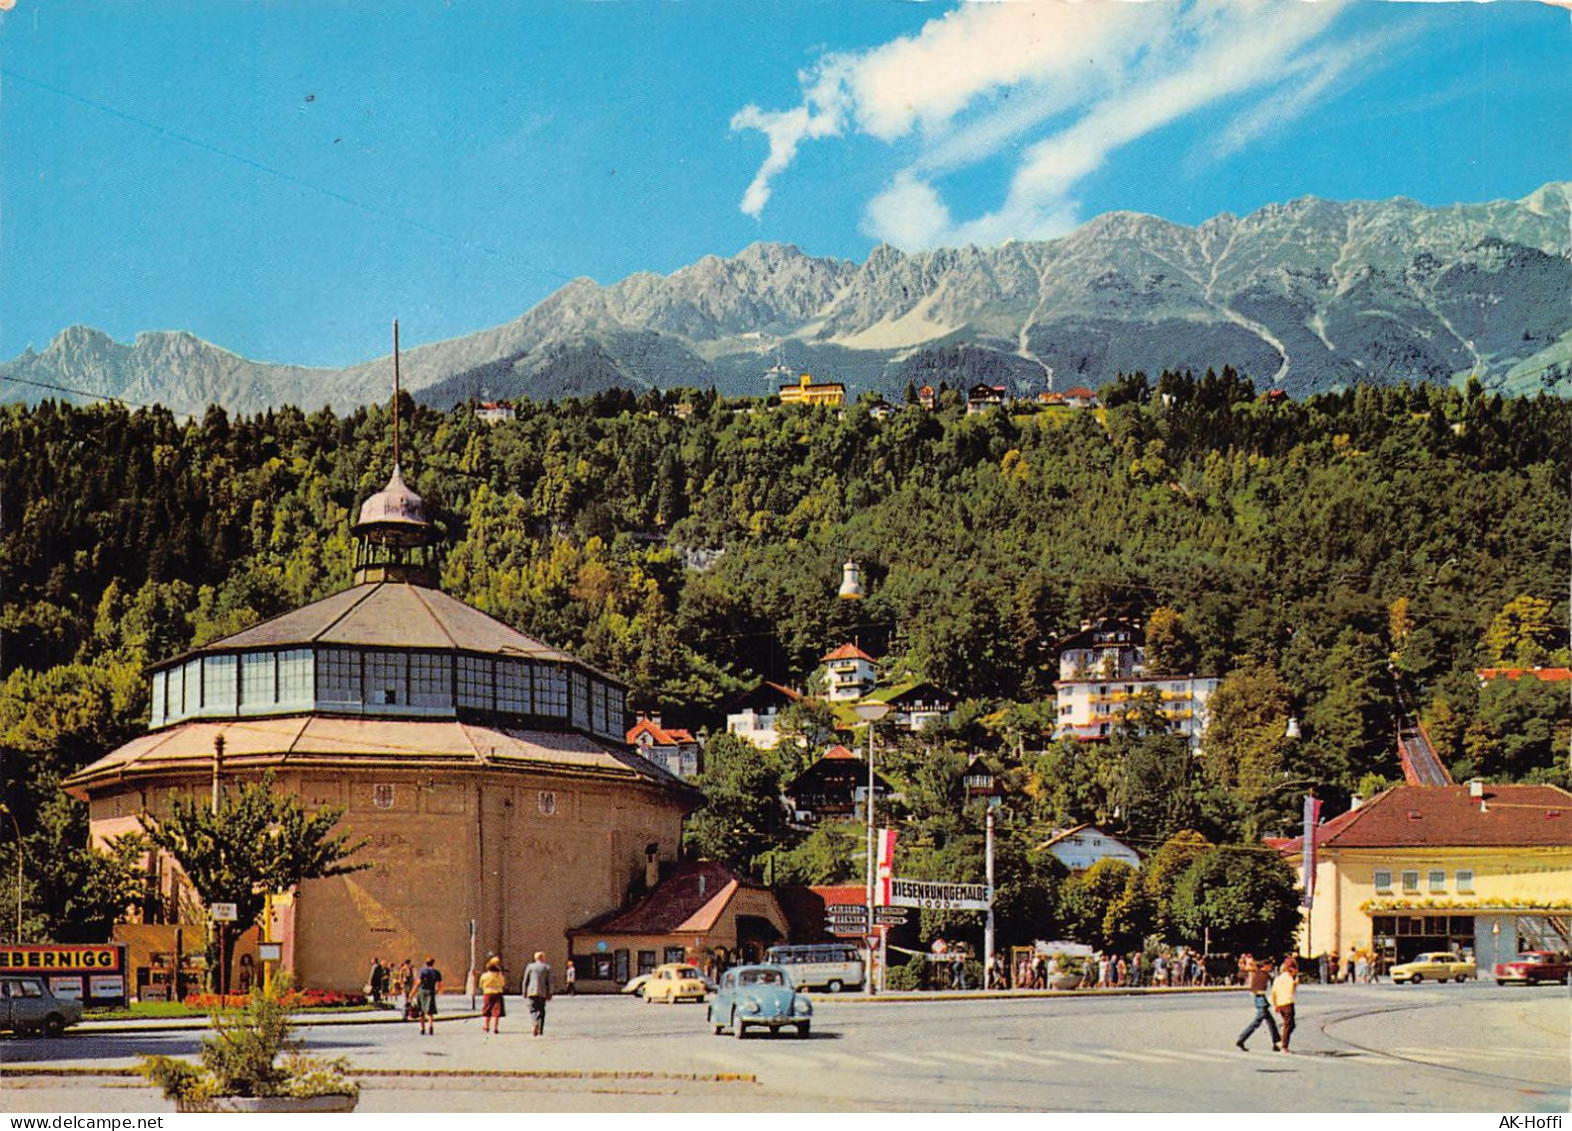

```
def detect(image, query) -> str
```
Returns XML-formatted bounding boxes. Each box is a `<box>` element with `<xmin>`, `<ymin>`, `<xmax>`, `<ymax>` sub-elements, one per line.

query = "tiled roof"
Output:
<box><xmin>60</xmin><ymin>715</ymin><xmax>697</xmax><ymax>800</ymax></box>
<box><xmin>1477</xmin><ymin>668</ymin><xmax>1572</xmax><ymax>682</ymax></box>
<box><xmin>1278</xmin><ymin>784</ymin><xmax>1572</xmax><ymax>852</ymax></box>
<box><xmin>154</xmin><ymin>582</ymin><xmax>576</xmax><ymax>667</ymax></box>
<box><xmin>569</xmin><ymin>861</ymin><xmax>744</xmax><ymax>936</ymax></box>
<box><xmin>808</xmin><ymin>885</ymin><xmax>866</xmax><ymax>909</ymax></box>
<box><xmin>821</xmin><ymin>744</ymin><xmax>857</xmax><ymax>760</ymax></box>
<box><xmin>822</xmin><ymin>643</ymin><xmax>875</xmax><ymax>663</ymax></box>
<box><xmin>627</xmin><ymin>717</ymin><xmax>696</xmax><ymax>747</ymax></box>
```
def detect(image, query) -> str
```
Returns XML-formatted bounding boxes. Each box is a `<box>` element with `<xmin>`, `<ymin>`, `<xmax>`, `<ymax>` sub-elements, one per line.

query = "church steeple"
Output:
<box><xmin>352</xmin><ymin>320</ymin><xmax>440</xmax><ymax>586</ymax></box>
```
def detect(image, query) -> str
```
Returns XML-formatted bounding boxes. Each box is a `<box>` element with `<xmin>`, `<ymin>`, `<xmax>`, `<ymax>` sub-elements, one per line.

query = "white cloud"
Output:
<box><xmin>732</xmin><ymin>0</ymin><xmax>1357</xmax><ymax>247</ymax></box>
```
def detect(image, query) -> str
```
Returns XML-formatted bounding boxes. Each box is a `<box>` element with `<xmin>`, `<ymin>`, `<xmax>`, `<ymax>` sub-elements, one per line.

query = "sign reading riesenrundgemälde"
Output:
<box><xmin>887</xmin><ymin>879</ymin><xmax>992</xmax><ymax>911</ymax></box>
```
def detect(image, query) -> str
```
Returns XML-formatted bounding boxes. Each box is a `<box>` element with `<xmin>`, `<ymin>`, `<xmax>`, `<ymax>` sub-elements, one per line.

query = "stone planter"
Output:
<box><xmin>177</xmin><ymin>1094</ymin><xmax>358</xmax><ymax>1113</ymax></box>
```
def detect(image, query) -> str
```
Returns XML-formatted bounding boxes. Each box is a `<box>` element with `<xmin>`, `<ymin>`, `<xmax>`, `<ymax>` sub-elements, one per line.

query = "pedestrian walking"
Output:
<box><xmin>564</xmin><ymin>962</ymin><xmax>577</xmax><ymax>996</ymax></box>
<box><xmin>479</xmin><ymin>957</ymin><xmax>507</xmax><ymax>1034</ymax></box>
<box><xmin>366</xmin><ymin>955</ymin><xmax>388</xmax><ymax>1006</ymax></box>
<box><xmin>395</xmin><ymin>958</ymin><xmax>415</xmax><ymax>1019</ymax></box>
<box><xmin>522</xmin><ymin>950</ymin><xmax>553</xmax><ymax>1037</ymax></box>
<box><xmin>1235</xmin><ymin>956</ymin><xmax>1280</xmax><ymax>1052</ymax></box>
<box><xmin>1271</xmin><ymin>956</ymin><xmax>1299</xmax><ymax>1053</ymax></box>
<box><xmin>415</xmin><ymin>956</ymin><xmax>442</xmax><ymax>1036</ymax></box>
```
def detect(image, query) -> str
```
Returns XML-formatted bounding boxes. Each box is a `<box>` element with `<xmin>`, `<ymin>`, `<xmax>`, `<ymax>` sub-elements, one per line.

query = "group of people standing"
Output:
<box><xmin>1001</xmin><ymin>947</ymin><xmax>1211</xmax><ymax>991</ymax></box>
<box><xmin>367</xmin><ymin>951</ymin><xmax>556</xmax><ymax>1037</ymax></box>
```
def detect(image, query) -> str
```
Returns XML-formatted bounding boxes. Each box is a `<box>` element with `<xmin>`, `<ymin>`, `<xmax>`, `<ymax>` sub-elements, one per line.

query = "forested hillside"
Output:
<box><xmin>2</xmin><ymin>373</ymin><xmax>1567</xmax><ymax>942</ymax></box>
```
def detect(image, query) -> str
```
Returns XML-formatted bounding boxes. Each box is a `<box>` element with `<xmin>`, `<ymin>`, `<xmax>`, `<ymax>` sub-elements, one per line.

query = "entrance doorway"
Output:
<box><xmin>1371</xmin><ymin>914</ymin><xmax>1475</xmax><ymax>964</ymax></box>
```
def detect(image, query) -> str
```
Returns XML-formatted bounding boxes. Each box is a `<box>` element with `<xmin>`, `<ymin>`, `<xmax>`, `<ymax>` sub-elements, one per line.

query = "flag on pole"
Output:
<box><xmin>1301</xmin><ymin>795</ymin><xmax>1322</xmax><ymax>908</ymax></box>
<box><xmin>875</xmin><ymin>828</ymin><xmax>897</xmax><ymax>906</ymax></box>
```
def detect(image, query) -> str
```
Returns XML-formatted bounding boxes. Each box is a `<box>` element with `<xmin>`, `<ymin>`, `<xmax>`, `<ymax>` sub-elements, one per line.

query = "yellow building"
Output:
<box><xmin>1283</xmin><ymin>783</ymin><xmax>1572</xmax><ymax>973</ymax></box>
<box><xmin>778</xmin><ymin>373</ymin><xmax>846</xmax><ymax>407</ymax></box>
<box><xmin>64</xmin><ymin>460</ymin><xmax>699</xmax><ymax>994</ymax></box>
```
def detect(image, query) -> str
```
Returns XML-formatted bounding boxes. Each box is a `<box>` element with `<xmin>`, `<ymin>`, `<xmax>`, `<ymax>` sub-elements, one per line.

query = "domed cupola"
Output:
<box><xmin>352</xmin><ymin>462</ymin><xmax>439</xmax><ymax>586</ymax></box>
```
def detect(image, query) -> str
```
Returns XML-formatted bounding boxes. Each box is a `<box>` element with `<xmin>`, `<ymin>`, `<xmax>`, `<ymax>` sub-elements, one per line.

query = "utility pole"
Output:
<box><xmin>984</xmin><ymin>805</ymin><xmax>995</xmax><ymax>990</ymax></box>
<box><xmin>0</xmin><ymin>803</ymin><xmax>22</xmax><ymax>942</ymax></box>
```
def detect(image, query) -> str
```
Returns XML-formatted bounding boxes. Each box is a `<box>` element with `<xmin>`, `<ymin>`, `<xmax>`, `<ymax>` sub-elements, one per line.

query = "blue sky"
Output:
<box><xmin>1</xmin><ymin>1</ymin><xmax>1565</xmax><ymax>368</ymax></box>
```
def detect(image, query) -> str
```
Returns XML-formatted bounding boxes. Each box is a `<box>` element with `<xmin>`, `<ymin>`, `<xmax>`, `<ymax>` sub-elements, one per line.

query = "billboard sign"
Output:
<box><xmin>888</xmin><ymin>879</ymin><xmax>992</xmax><ymax>911</ymax></box>
<box><xmin>0</xmin><ymin>944</ymin><xmax>128</xmax><ymax>1006</ymax></box>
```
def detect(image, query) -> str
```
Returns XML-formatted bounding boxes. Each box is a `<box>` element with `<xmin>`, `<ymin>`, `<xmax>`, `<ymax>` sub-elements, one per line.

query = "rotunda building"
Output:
<box><xmin>65</xmin><ymin>461</ymin><xmax>699</xmax><ymax>993</ymax></box>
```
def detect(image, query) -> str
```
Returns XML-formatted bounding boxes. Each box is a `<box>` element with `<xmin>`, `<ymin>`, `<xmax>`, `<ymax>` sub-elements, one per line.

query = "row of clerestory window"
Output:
<box><xmin>149</xmin><ymin>647</ymin><xmax>627</xmax><ymax>742</ymax></box>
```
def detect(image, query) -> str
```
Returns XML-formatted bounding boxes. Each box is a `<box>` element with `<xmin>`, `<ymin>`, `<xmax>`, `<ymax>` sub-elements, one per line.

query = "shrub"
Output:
<box><xmin>885</xmin><ymin>955</ymin><xmax>924</xmax><ymax>992</ymax></box>
<box><xmin>137</xmin><ymin>976</ymin><xmax>357</xmax><ymax>1104</ymax></box>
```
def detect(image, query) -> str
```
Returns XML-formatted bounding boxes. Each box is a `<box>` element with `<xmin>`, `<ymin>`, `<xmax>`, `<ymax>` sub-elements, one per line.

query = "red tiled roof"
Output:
<box><xmin>1277</xmin><ymin>784</ymin><xmax>1572</xmax><ymax>852</ymax></box>
<box><xmin>1064</xmin><ymin>386</ymin><xmax>1098</xmax><ymax>398</ymax></box>
<box><xmin>569</xmin><ymin>861</ymin><xmax>743</xmax><ymax>936</ymax></box>
<box><xmin>809</xmin><ymin>885</ymin><xmax>866</xmax><ymax>908</ymax></box>
<box><xmin>822</xmin><ymin>744</ymin><xmax>857</xmax><ymax>760</ymax></box>
<box><xmin>627</xmin><ymin>717</ymin><xmax>696</xmax><ymax>747</ymax></box>
<box><xmin>822</xmin><ymin>643</ymin><xmax>875</xmax><ymax>663</ymax></box>
<box><xmin>1477</xmin><ymin>668</ymin><xmax>1572</xmax><ymax>682</ymax></box>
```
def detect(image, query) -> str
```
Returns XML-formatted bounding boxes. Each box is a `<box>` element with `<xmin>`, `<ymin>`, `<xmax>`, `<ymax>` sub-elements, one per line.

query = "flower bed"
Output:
<box><xmin>181</xmin><ymin>988</ymin><xmax>368</xmax><ymax>1010</ymax></box>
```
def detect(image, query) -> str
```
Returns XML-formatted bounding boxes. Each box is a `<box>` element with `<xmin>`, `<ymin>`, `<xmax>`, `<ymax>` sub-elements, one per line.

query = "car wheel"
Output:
<box><xmin>1454</xmin><ymin>975</ymin><xmax>1467</xmax><ymax>984</ymax></box>
<box><xmin>42</xmin><ymin>1015</ymin><xmax>65</xmax><ymax>1038</ymax></box>
<box><xmin>797</xmin><ymin>1022</ymin><xmax>811</xmax><ymax>1039</ymax></box>
<box><xmin>827</xmin><ymin>980</ymin><xmax>842</xmax><ymax>994</ymax></box>
<box><xmin>1409</xmin><ymin>974</ymin><xmax>1422</xmax><ymax>984</ymax></box>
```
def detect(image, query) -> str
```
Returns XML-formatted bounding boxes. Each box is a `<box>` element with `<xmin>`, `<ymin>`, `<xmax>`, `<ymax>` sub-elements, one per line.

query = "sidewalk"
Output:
<box><xmin>73</xmin><ymin>983</ymin><xmax>1237</xmax><ymax>1033</ymax></box>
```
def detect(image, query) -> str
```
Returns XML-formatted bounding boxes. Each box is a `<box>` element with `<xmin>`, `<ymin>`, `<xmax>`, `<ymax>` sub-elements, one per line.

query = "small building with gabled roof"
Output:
<box><xmin>821</xmin><ymin>643</ymin><xmax>877</xmax><ymax>701</ymax></box>
<box><xmin>784</xmin><ymin>745</ymin><xmax>891</xmax><ymax>825</ymax></box>
<box><xmin>724</xmin><ymin>680</ymin><xmax>803</xmax><ymax>750</ymax></box>
<box><xmin>566</xmin><ymin>860</ymin><xmax>791</xmax><ymax>987</ymax></box>
<box><xmin>1036</xmin><ymin>824</ymin><xmax>1141</xmax><ymax>872</ymax></box>
<box><xmin>627</xmin><ymin>715</ymin><xmax>702</xmax><ymax>781</ymax></box>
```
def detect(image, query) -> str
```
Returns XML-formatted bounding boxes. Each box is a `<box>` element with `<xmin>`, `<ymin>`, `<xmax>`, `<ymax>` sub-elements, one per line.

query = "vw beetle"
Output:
<box><xmin>707</xmin><ymin>963</ymin><xmax>812</xmax><ymax>1039</ymax></box>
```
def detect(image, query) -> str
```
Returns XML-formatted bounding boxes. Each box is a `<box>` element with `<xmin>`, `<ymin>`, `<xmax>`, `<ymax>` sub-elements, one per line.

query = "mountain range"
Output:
<box><xmin>5</xmin><ymin>184</ymin><xmax>1569</xmax><ymax>416</ymax></box>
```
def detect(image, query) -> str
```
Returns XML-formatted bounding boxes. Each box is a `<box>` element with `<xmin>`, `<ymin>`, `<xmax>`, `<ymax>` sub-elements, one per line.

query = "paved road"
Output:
<box><xmin>2</xmin><ymin>982</ymin><xmax>1566</xmax><ymax>1112</ymax></box>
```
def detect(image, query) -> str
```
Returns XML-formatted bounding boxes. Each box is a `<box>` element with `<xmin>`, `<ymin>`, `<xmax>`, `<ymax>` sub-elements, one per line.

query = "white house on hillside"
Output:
<box><xmin>1053</xmin><ymin>618</ymin><xmax>1219</xmax><ymax>748</ymax></box>
<box><xmin>1038</xmin><ymin>824</ymin><xmax>1142</xmax><ymax>872</ymax></box>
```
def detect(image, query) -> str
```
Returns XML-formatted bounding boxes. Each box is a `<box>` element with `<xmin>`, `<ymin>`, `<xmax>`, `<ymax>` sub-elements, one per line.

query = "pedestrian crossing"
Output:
<box><xmin>1390</xmin><ymin>1045</ymin><xmax>1568</xmax><ymax>1064</ymax></box>
<box><xmin>686</xmin><ymin>1040</ymin><xmax>1564</xmax><ymax>1078</ymax></box>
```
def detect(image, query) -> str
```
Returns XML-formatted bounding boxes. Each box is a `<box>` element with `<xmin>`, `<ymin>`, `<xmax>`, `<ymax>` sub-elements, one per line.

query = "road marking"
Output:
<box><xmin>928</xmin><ymin>1050</ymin><xmax>1000</xmax><ymax>1067</ymax></box>
<box><xmin>1154</xmin><ymin>1049</ymin><xmax>1234</xmax><ymax>1064</ymax></box>
<box><xmin>870</xmin><ymin>1051</ymin><xmax>934</xmax><ymax>1068</ymax></box>
<box><xmin>1094</xmin><ymin>1049</ymin><xmax>1178</xmax><ymax>1065</ymax></box>
<box><xmin>1043</xmin><ymin>1049</ymin><xmax>1119</xmax><ymax>1065</ymax></box>
<box><xmin>1123</xmin><ymin>1049</ymin><xmax>1208</xmax><ymax>1064</ymax></box>
<box><xmin>991</xmin><ymin>1049</ymin><xmax>1066</xmax><ymax>1066</ymax></box>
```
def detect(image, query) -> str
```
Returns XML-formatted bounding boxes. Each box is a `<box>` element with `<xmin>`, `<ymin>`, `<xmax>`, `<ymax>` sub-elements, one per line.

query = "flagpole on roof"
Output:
<box><xmin>392</xmin><ymin>319</ymin><xmax>402</xmax><ymax>469</ymax></box>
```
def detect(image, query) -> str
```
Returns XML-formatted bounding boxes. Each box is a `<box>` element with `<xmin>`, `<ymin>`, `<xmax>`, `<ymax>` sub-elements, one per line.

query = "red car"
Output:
<box><xmin>1493</xmin><ymin>950</ymin><xmax>1571</xmax><ymax>985</ymax></box>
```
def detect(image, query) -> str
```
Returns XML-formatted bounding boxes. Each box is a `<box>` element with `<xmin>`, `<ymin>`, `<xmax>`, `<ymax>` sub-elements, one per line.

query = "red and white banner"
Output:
<box><xmin>1300</xmin><ymin>795</ymin><xmax>1322</xmax><ymax>908</ymax></box>
<box><xmin>875</xmin><ymin>827</ymin><xmax>897</xmax><ymax>906</ymax></box>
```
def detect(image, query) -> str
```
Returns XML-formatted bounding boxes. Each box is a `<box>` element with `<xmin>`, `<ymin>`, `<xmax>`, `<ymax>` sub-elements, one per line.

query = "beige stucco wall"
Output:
<box><xmin>1298</xmin><ymin>846</ymin><xmax>1572</xmax><ymax>958</ymax></box>
<box><xmin>85</xmin><ymin>768</ymin><xmax>687</xmax><ymax>993</ymax></box>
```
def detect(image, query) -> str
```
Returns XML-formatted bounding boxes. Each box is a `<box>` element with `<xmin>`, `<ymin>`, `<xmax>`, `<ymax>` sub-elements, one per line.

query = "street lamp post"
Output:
<box><xmin>0</xmin><ymin>803</ymin><xmax>22</xmax><ymax>942</ymax></box>
<box><xmin>853</xmin><ymin>699</ymin><xmax>890</xmax><ymax>997</ymax></box>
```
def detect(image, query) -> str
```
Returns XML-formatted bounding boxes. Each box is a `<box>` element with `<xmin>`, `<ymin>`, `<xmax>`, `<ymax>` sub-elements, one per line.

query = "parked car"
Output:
<box><xmin>1493</xmin><ymin>951</ymin><xmax>1571</xmax><ymax>985</ymax></box>
<box><xmin>0</xmin><ymin>975</ymin><xmax>83</xmax><ymax>1036</ymax></box>
<box><xmin>706</xmin><ymin>964</ymin><xmax>812</xmax><ymax>1039</ymax></box>
<box><xmin>642</xmin><ymin>963</ymin><xmax>708</xmax><ymax>1004</ymax></box>
<box><xmin>620</xmin><ymin>973</ymin><xmax>652</xmax><ymax>997</ymax></box>
<box><xmin>1390</xmin><ymin>952</ymin><xmax>1476</xmax><ymax>984</ymax></box>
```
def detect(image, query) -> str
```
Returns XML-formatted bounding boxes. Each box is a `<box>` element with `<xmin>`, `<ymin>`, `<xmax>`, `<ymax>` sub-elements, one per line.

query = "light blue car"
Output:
<box><xmin>707</xmin><ymin>964</ymin><xmax>813</xmax><ymax>1039</ymax></box>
